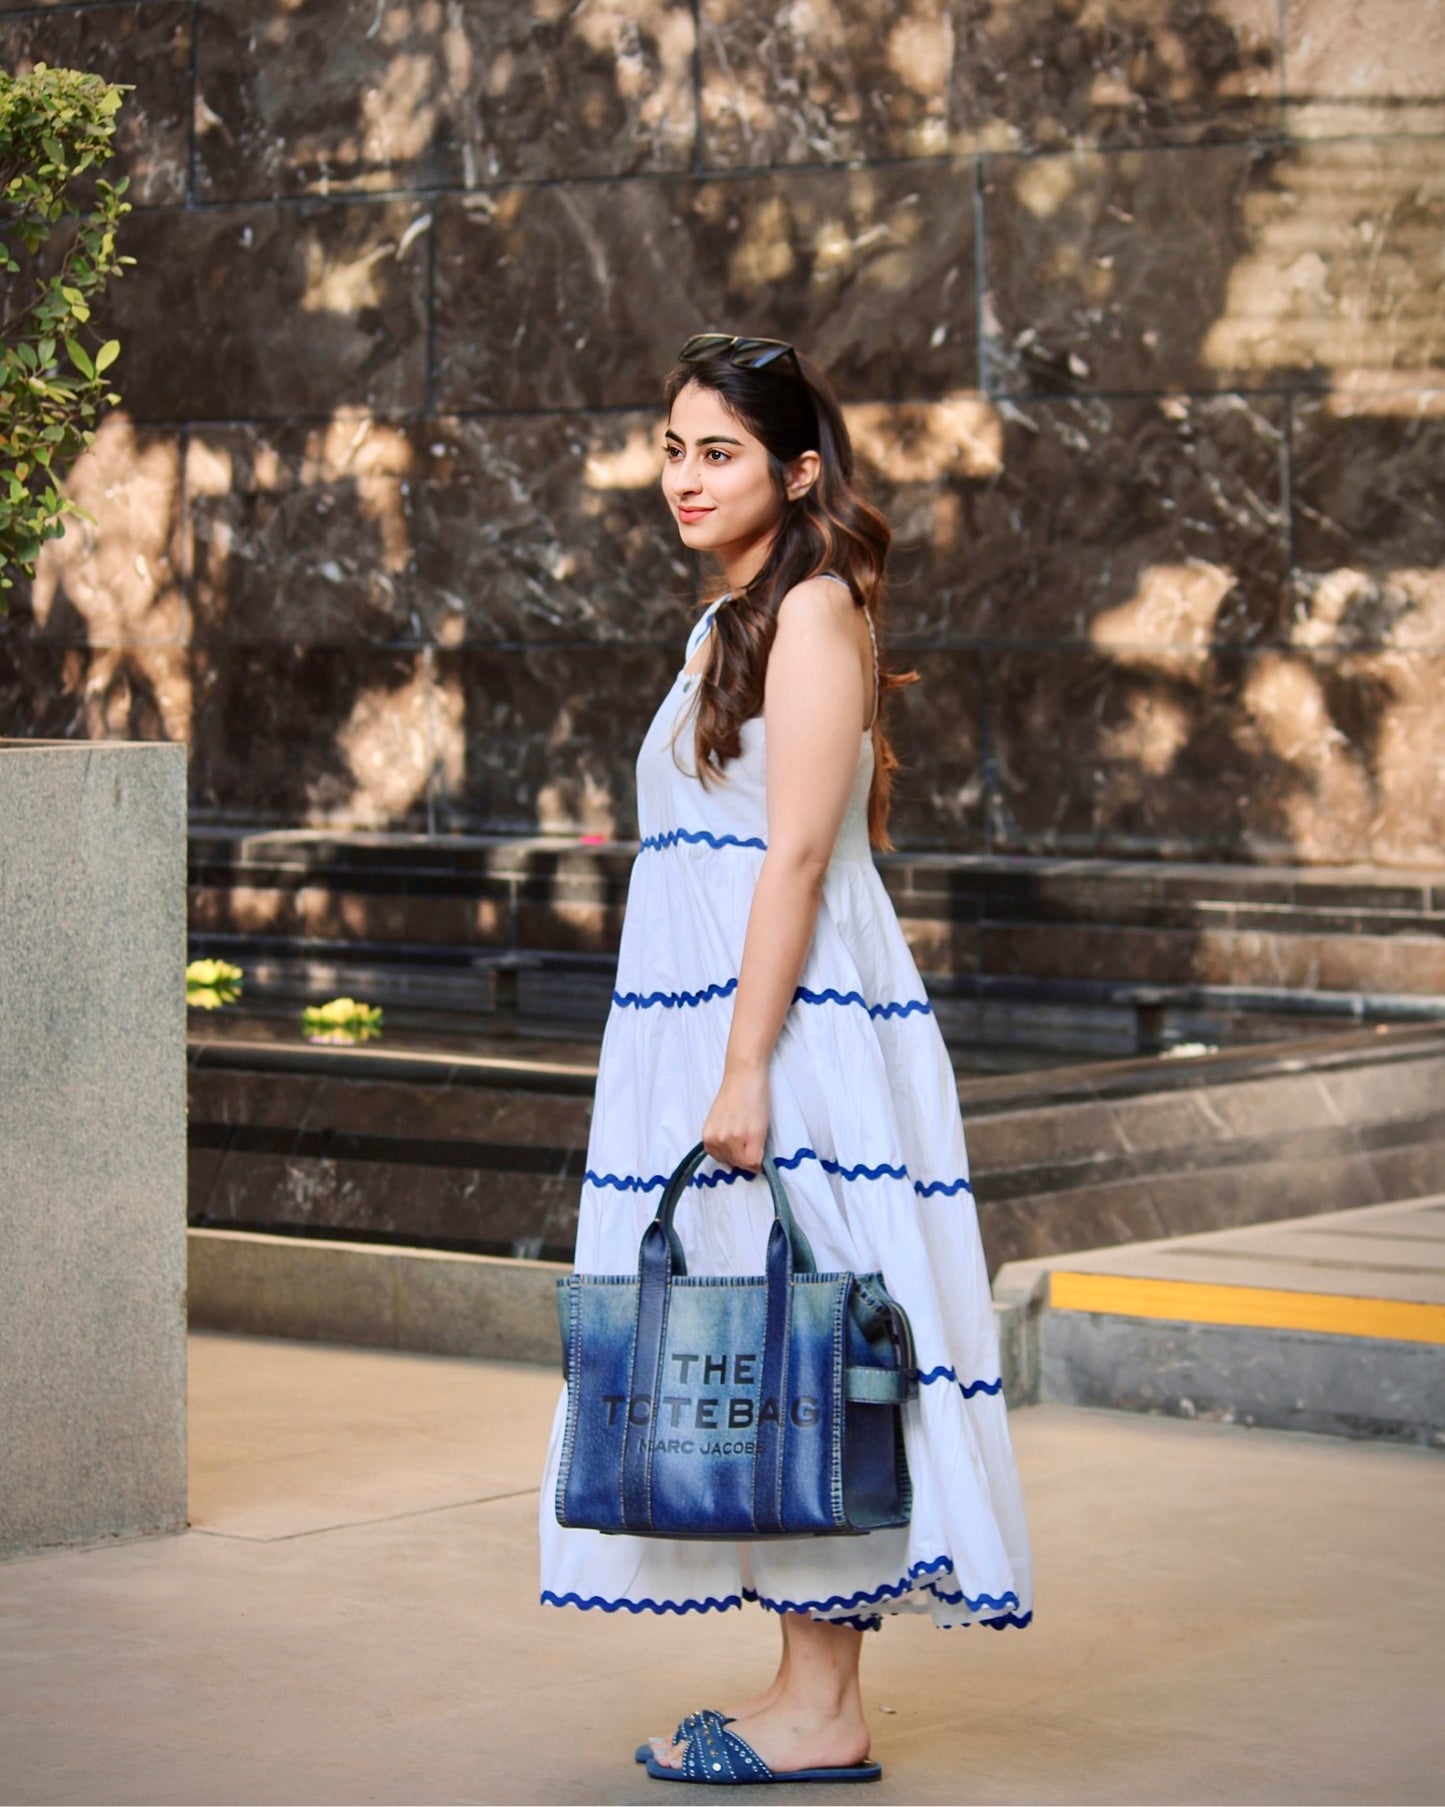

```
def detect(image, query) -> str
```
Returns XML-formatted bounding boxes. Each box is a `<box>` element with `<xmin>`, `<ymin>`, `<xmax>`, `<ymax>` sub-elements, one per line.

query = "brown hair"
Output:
<box><xmin>663</xmin><ymin>343</ymin><xmax>919</xmax><ymax>852</ymax></box>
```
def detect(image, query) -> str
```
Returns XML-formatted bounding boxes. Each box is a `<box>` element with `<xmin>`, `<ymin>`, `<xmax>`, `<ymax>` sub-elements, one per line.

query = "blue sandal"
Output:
<box><xmin>644</xmin><ymin>1716</ymin><xmax>881</xmax><ymax>1785</ymax></box>
<box><xmin>633</xmin><ymin>1708</ymin><xmax>730</xmax><ymax>1765</ymax></box>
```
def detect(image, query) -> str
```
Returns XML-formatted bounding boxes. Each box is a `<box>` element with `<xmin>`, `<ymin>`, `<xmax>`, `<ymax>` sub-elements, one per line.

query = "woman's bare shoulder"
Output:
<box><xmin>774</xmin><ymin>574</ymin><xmax>857</xmax><ymax>640</ymax></box>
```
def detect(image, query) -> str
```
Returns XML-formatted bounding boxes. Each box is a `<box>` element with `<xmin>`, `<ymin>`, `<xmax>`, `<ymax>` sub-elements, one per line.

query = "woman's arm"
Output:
<box><xmin>700</xmin><ymin>578</ymin><xmax>871</xmax><ymax>1172</ymax></box>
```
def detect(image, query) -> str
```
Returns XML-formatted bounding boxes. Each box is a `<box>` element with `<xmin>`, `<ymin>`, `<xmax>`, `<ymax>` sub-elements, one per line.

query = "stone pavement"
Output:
<box><xmin>1</xmin><ymin>1333</ymin><xmax>1441</xmax><ymax>1807</ymax></box>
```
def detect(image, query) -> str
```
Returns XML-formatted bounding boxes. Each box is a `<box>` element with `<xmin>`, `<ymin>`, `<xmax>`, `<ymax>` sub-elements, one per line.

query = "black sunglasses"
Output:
<box><xmin>679</xmin><ymin>333</ymin><xmax>803</xmax><ymax>378</ymax></box>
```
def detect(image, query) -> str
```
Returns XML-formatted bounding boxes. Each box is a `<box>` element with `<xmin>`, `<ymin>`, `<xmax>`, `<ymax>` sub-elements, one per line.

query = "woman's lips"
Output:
<box><xmin>678</xmin><ymin>507</ymin><xmax>713</xmax><ymax>522</ymax></box>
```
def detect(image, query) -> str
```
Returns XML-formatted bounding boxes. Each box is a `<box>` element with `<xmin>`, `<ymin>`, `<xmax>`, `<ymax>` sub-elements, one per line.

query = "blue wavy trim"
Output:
<box><xmin>917</xmin><ymin>1368</ymin><xmax>1004</xmax><ymax>1399</ymax></box>
<box><xmin>638</xmin><ymin>826</ymin><xmax>767</xmax><ymax>853</ymax></box>
<box><xmin>610</xmin><ymin>977</ymin><xmax>932</xmax><ymax>1018</ymax></box>
<box><xmin>586</xmin><ymin>1143</ymin><xmax>972</xmax><ymax>1199</ymax></box>
<box><xmin>914</xmin><ymin>1174</ymin><xmax>975</xmax><ymax>1197</ymax></box>
<box><xmin>540</xmin><ymin>1589</ymin><xmax>743</xmax><ymax>1615</ymax></box>
<box><xmin>613</xmin><ymin>977</ymin><xmax>739</xmax><ymax>1009</ymax></box>
<box><xmin>792</xmin><ymin>985</ymin><xmax>934</xmax><ymax>1020</ymax></box>
<box><xmin>542</xmin><ymin>1565</ymin><xmax>1027</xmax><ymax>1629</ymax></box>
<box><xmin>747</xmin><ymin>1576</ymin><xmax>1021</xmax><ymax>1617</ymax></box>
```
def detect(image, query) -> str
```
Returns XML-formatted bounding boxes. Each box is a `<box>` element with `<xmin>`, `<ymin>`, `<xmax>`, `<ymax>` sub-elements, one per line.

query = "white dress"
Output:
<box><xmin>537</xmin><ymin>576</ymin><xmax>1033</xmax><ymax>1632</ymax></box>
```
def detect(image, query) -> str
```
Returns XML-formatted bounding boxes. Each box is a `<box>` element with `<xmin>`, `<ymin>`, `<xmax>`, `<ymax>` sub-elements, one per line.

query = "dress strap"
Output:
<box><xmin>686</xmin><ymin>592</ymin><xmax>729</xmax><ymax>660</ymax></box>
<box><xmin>862</xmin><ymin>605</ymin><xmax>879</xmax><ymax>732</ymax></box>
<box><xmin>817</xmin><ymin>572</ymin><xmax>878</xmax><ymax>732</ymax></box>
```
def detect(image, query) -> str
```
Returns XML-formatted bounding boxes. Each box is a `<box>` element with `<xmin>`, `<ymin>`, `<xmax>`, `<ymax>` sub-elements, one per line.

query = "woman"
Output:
<box><xmin>537</xmin><ymin>333</ymin><xmax>1033</xmax><ymax>1787</ymax></box>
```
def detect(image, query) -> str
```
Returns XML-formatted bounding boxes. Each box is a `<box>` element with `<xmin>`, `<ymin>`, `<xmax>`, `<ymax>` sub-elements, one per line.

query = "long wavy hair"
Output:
<box><xmin>663</xmin><ymin>342</ymin><xmax>919</xmax><ymax>852</ymax></box>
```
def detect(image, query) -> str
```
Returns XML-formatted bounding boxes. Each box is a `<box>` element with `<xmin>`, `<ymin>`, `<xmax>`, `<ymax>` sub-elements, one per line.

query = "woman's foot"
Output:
<box><xmin>643</xmin><ymin>1669</ymin><xmax>787</xmax><ymax>1762</ymax></box>
<box><xmin>651</xmin><ymin>1696</ymin><xmax>872</xmax><ymax>1776</ymax></box>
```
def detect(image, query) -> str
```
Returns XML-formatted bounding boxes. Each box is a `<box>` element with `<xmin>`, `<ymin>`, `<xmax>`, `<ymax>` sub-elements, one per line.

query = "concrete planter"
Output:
<box><xmin>0</xmin><ymin>742</ymin><xmax>188</xmax><ymax>1558</ymax></box>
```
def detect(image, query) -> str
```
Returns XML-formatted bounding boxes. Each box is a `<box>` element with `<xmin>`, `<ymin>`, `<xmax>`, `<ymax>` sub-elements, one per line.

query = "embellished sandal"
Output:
<box><xmin>633</xmin><ymin>1707</ymin><xmax>731</xmax><ymax>1766</ymax></box>
<box><xmin>644</xmin><ymin>1716</ymin><xmax>882</xmax><ymax>1785</ymax></box>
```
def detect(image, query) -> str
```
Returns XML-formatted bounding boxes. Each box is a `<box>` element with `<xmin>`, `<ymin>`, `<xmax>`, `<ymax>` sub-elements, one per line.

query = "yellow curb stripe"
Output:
<box><xmin>1047</xmin><ymin>1271</ymin><xmax>1445</xmax><ymax>1347</ymax></box>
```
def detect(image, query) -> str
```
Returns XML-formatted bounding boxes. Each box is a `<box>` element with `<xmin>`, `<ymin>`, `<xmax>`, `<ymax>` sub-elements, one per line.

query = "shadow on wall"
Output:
<box><xmin>0</xmin><ymin>0</ymin><xmax>1441</xmax><ymax>865</ymax></box>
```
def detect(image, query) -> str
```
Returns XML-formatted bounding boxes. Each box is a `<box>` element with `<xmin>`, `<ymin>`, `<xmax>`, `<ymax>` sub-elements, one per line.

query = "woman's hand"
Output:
<box><xmin>701</xmin><ymin>1055</ymin><xmax>770</xmax><ymax>1172</ymax></box>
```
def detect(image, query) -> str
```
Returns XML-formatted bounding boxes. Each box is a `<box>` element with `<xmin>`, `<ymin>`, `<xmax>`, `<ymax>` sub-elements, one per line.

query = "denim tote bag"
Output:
<box><xmin>554</xmin><ymin>1140</ymin><xmax>917</xmax><ymax>1539</ymax></box>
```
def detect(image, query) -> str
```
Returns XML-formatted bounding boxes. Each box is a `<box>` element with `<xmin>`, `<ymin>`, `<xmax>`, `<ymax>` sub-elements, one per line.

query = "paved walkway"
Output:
<box><xmin>1</xmin><ymin>1333</ymin><xmax>1441</xmax><ymax>1806</ymax></box>
<box><xmin>995</xmin><ymin>1194</ymin><xmax>1445</xmax><ymax>1442</ymax></box>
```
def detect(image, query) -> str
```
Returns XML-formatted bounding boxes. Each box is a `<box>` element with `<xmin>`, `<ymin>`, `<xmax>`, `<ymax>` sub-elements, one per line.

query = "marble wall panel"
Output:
<box><xmin>699</xmin><ymin>0</ymin><xmax>954</xmax><ymax>165</ymax></box>
<box><xmin>948</xmin><ymin>0</ymin><xmax>1281</xmax><ymax>153</ymax></box>
<box><xmin>109</xmin><ymin>201</ymin><xmax>429</xmax><ymax>422</ymax></box>
<box><xmin>0</xmin><ymin>640</ymin><xmax>191</xmax><ymax>744</ymax></box>
<box><xmin>0</xmin><ymin>3</ymin><xmax>192</xmax><ymax>206</ymax></box>
<box><xmin>870</xmin><ymin>649</ymin><xmax>985</xmax><ymax>850</ymax></box>
<box><xmin>188</xmin><ymin>646</ymin><xmax>437</xmax><ymax>826</ymax></box>
<box><xmin>432</xmin><ymin>167</ymin><xmax>977</xmax><ymax>412</ymax></box>
<box><xmin>868</xmin><ymin>392</ymin><xmax>1287</xmax><ymax>644</ymax></box>
<box><xmin>405</xmin><ymin>413</ymin><xmax>690</xmax><ymax>645</ymax></box>
<box><xmin>982</xmin><ymin>141</ymin><xmax>1282</xmax><ymax>395</ymax></box>
<box><xmin>1284</xmin><ymin>0</ymin><xmax>1445</xmax><ymax>138</ymax></box>
<box><xmin>987</xmin><ymin>646</ymin><xmax>1445</xmax><ymax>864</ymax></box>
<box><xmin>193</xmin><ymin>0</ymin><xmax>695</xmax><ymax>202</ymax></box>
<box><xmin>985</xmin><ymin>136</ymin><xmax>1445</xmax><ymax>396</ymax></box>
<box><xmin>1315</xmin><ymin>651</ymin><xmax>1445</xmax><ymax>869</ymax></box>
<box><xmin>1289</xmin><ymin>396</ymin><xmax>1445</xmax><ymax>651</ymax></box>
<box><xmin>187</xmin><ymin>420</ymin><xmax>420</xmax><ymax>644</ymax></box>
<box><xmin>1192</xmin><ymin>138</ymin><xmax>1445</xmax><ymax>393</ymax></box>
<box><xmin>185</xmin><ymin>412</ymin><xmax>695</xmax><ymax>646</ymax></box>
<box><xmin>430</xmin><ymin>645</ymin><xmax>674</xmax><ymax>838</ymax></box>
<box><xmin>700</xmin><ymin>0</ymin><xmax>1279</xmax><ymax>166</ymax></box>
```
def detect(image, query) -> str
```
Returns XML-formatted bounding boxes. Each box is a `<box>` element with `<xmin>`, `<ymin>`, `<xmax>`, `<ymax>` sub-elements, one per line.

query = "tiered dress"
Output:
<box><xmin>537</xmin><ymin>575</ymin><xmax>1033</xmax><ymax>1632</ymax></box>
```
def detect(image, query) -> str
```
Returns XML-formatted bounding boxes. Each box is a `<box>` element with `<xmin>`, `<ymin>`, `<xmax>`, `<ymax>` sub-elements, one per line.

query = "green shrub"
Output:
<box><xmin>0</xmin><ymin>62</ymin><xmax>133</xmax><ymax>611</ymax></box>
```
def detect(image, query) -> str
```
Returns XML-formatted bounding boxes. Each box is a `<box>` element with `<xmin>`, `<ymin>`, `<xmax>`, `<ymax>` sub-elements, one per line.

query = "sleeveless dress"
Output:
<box><xmin>537</xmin><ymin>575</ymin><xmax>1033</xmax><ymax>1632</ymax></box>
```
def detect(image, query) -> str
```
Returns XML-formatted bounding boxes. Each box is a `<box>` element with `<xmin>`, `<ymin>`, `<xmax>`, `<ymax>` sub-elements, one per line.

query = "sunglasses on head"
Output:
<box><xmin>679</xmin><ymin>333</ymin><xmax>803</xmax><ymax>378</ymax></box>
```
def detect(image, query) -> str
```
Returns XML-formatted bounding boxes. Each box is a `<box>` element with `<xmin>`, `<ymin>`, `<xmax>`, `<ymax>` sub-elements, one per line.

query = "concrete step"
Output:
<box><xmin>994</xmin><ymin>1195</ymin><xmax>1445</xmax><ymax>1448</ymax></box>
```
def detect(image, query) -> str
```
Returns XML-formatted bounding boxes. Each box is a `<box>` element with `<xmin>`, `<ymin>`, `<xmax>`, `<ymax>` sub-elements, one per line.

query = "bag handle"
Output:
<box><xmin>642</xmin><ymin>1138</ymin><xmax>818</xmax><ymax>1279</ymax></box>
<box><xmin>627</xmin><ymin>1139</ymin><xmax>816</xmax><ymax>1535</ymax></box>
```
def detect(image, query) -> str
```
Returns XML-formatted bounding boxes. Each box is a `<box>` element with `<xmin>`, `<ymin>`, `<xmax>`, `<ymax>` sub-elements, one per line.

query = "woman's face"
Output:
<box><xmin>661</xmin><ymin>379</ymin><xmax>796</xmax><ymax>561</ymax></box>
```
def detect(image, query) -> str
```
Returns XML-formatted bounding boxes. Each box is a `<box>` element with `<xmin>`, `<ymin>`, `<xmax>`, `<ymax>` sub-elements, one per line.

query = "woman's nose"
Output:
<box><xmin>669</xmin><ymin>462</ymin><xmax>703</xmax><ymax>495</ymax></box>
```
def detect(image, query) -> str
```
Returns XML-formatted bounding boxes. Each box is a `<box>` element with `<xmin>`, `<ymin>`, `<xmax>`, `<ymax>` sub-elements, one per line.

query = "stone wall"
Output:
<box><xmin>0</xmin><ymin>742</ymin><xmax>188</xmax><ymax>1557</ymax></box>
<box><xmin>1</xmin><ymin>1</ymin><xmax>1442</xmax><ymax>865</ymax></box>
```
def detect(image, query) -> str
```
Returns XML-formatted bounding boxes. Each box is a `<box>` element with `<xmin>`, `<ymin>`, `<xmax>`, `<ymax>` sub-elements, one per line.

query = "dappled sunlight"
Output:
<box><xmin>306</xmin><ymin>412</ymin><xmax>415</xmax><ymax>575</ymax></box>
<box><xmin>1012</xmin><ymin>155</ymin><xmax>1081</xmax><ymax>223</ymax></box>
<box><xmin>1100</xmin><ymin>688</ymin><xmax>1192</xmax><ymax>777</ymax></box>
<box><xmin>1291</xmin><ymin>565</ymin><xmax>1445</xmax><ymax>651</ymax></box>
<box><xmin>30</xmin><ymin>414</ymin><xmax>184</xmax><ymax>646</ymax></box>
<box><xmin>301</xmin><ymin>231</ymin><xmax>403</xmax><ymax>315</ymax></box>
<box><xmin>1243</xmin><ymin>652</ymin><xmax>1373</xmax><ymax>854</ymax></box>
<box><xmin>312</xmin><ymin>657</ymin><xmax>434</xmax><ymax>827</ymax></box>
<box><xmin>59</xmin><ymin>644</ymin><xmax>192</xmax><ymax>744</ymax></box>
<box><xmin>1090</xmin><ymin>561</ymin><xmax>1238</xmax><ymax>656</ymax></box>
<box><xmin>359</xmin><ymin>52</ymin><xmax>443</xmax><ymax>165</ymax></box>
<box><xmin>845</xmin><ymin>395</ymin><xmax>1003</xmax><ymax>483</ymax></box>
<box><xmin>1198</xmin><ymin>137</ymin><xmax>1443</xmax><ymax>386</ymax></box>
<box><xmin>887</xmin><ymin>3</ymin><xmax>951</xmax><ymax>103</ymax></box>
<box><xmin>536</xmin><ymin>766</ymin><xmax>619</xmax><ymax>839</ymax></box>
<box><xmin>729</xmin><ymin>194</ymin><xmax>796</xmax><ymax>287</ymax></box>
<box><xmin>584</xmin><ymin>423</ymin><xmax>665</xmax><ymax>490</ymax></box>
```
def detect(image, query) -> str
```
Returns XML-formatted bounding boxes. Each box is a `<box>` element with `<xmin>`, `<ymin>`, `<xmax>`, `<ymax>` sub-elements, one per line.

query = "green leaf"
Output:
<box><xmin>64</xmin><ymin>337</ymin><xmax>94</xmax><ymax>379</ymax></box>
<box><xmin>93</xmin><ymin>339</ymin><xmax>119</xmax><ymax>374</ymax></box>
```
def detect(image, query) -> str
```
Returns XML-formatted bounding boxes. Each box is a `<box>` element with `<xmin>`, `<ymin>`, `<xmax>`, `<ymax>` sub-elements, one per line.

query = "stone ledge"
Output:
<box><xmin>187</xmin><ymin>1229</ymin><xmax>566</xmax><ymax>1368</ymax></box>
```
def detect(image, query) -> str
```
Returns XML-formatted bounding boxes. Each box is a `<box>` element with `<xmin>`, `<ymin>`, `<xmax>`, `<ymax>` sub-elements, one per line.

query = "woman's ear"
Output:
<box><xmin>785</xmin><ymin>449</ymin><xmax>822</xmax><ymax>502</ymax></box>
